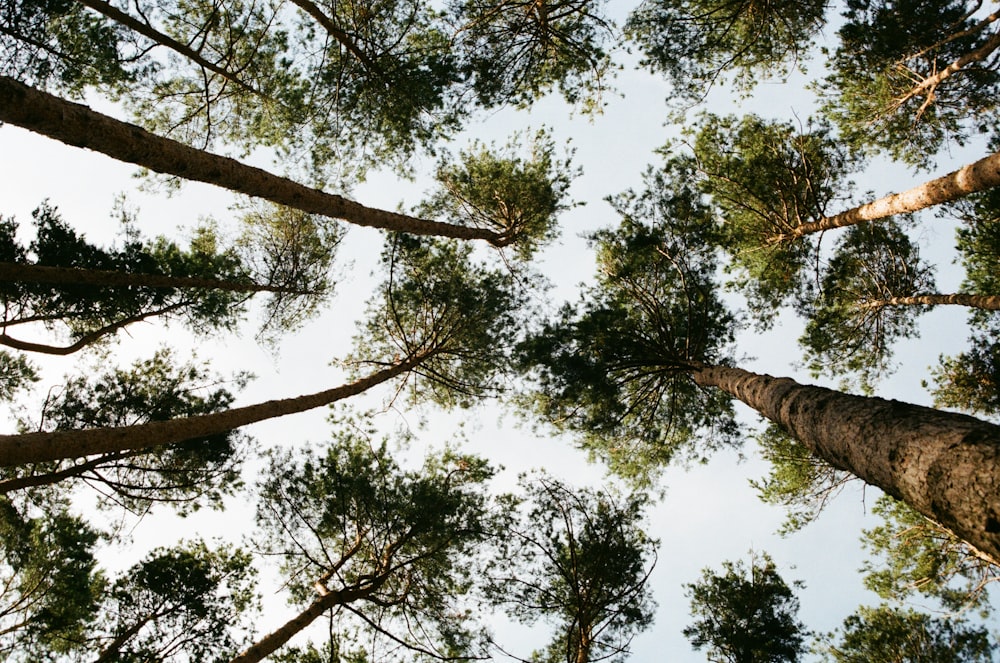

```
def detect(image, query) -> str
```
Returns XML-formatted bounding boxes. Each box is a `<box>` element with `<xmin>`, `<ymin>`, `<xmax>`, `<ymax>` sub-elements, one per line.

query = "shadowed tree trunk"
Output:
<box><xmin>691</xmin><ymin>363</ymin><xmax>1000</xmax><ymax>564</ymax></box>
<box><xmin>0</xmin><ymin>355</ymin><xmax>425</xmax><ymax>467</ymax></box>
<box><xmin>0</xmin><ymin>261</ymin><xmax>314</xmax><ymax>293</ymax></box>
<box><xmin>0</xmin><ymin>77</ymin><xmax>512</xmax><ymax>245</ymax></box>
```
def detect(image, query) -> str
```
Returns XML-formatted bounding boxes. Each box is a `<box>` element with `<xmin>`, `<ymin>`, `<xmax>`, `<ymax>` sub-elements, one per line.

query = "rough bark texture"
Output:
<box><xmin>0</xmin><ymin>261</ymin><xmax>304</xmax><ymax>294</ymax></box>
<box><xmin>787</xmin><ymin>150</ymin><xmax>1000</xmax><ymax>238</ymax></box>
<box><xmin>0</xmin><ymin>77</ymin><xmax>507</xmax><ymax>244</ymax></box>
<box><xmin>0</xmin><ymin>357</ymin><xmax>421</xmax><ymax>467</ymax></box>
<box><xmin>865</xmin><ymin>292</ymin><xmax>1000</xmax><ymax>311</ymax></box>
<box><xmin>691</xmin><ymin>364</ymin><xmax>1000</xmax><ymax>562</ymax></box>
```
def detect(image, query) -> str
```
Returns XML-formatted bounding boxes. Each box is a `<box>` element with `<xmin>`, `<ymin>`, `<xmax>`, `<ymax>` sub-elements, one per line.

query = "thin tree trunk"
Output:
<box><xmin>691</xmin><ymin>363</ymin><xmax>1000</xmax><ymax>563</ymax></box>
<box><xmin>0</xmin><ymin>77</ymin><xmax>510</xmax><ymax>245</ymax></box>
<box><xmin>287</xmin><ymin>0</ymin><xmax>378</xmax><ymax>71</ymax></box>
<box><xmin>73</xmin><ymin>0</ymin><xmax>260</xmax><ymax>95</ymax></box>
<box><xmin>0</xmin><ymin>301</ymin><xmax>191</xmax><ymax>355</ymax></box>
<box><xmin>783</xmin><ymin>149</ymin><xmax>1000</xmax><ymax>239</ymax></box>
<box><xmin>231</xmin><ymin>578</ymin><xmax>384</xmax><ymax>663</ymax></box>
<box><xmin>894</xmin><ymin>22</ymin><xmax>1000</xmax><ymax>113</ymax></box>
<box><xmin>0</xmin><ymin>261</ymin><xmax>312</xmax><ymax>294</ymax></box>
<box><xmin>861</xmin><ymin>292</ymin><xmax>1000</xmax><ymax>311</ymax></box>
<box><xmin>0</xmin><ymin>356</ymin><xmax>424</xmax><ymax>467</ymax></box>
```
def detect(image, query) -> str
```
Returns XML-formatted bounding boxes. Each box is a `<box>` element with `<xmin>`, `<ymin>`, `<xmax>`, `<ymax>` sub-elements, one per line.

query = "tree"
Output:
<box><xmin>518</xmin><ymin>169</ymin><xmax>741</xmax><ymax>485</ymax></box>
<box><xmin>683</xmin><ymin>552</ymin><xmax>806</xmax><ymax>663</ymax></box>
<box><xmin>929</xmin><ymin>322</ymin><xmax>1000</xmax><ymax>418</ymax></box>
<box><xmin>0</xmin><ymin>200</ymin><xmax>333</xmax><ymax>355</ymax></box>
<box><xmin>685</xmin><ymin>114</ymin><xmax>858</xmax><ymax>319</ymax></box>
<box><xmin>448</xmin><ymin>0</ymin><xmax>616</xmax><ymax>111</ymax></box>
<box><xmin>818</xmin><ymin>0</ymin><xmax>1000</xmax><ymax>167</ymax></box>
<box><xmin>0</xmin><ymin>495</ymin><xmax>102</xmax><ymax>661</ymax></box>
<box><xmin>626</xmin><ymin>0</ymin><xmax>828</xmax><ymax>102</ymax></box>
<box><xmin>519</xmin><ymin>198</ymin><xmax>1000</xmax><ymax>561</ymax></box>
<box><xmin>862</xmin><ymin>494</ymin><xmax>1000</xmax><ymax>615</ymax></box>
<box><xmin>238</xmin><ymin>430</ymin><xmax>495</xmax><ymax>663</ymax></box>
<box><xmin>485</xmin><ymin>474</ymin><xmax>657</xmax><ymax>663</ymax></box>
<box><xmin>85</xmin><ymin>541</ymin><xmax>258</xmax><ymax>663</ymax></box>
<box><xmin>0</xmin><ymin>232</ymin><xmax>523</xmax><ymax>467</ymax></box>
<box><xmin>0</xmin><ymin>349</ymin><xmax>252</xmax><ymax>515</ymax></box>
<box><xmin>0</xmin><ymin>76</ymin><xmax>512</xmax><ymax>244</ymax></box>
<box><xmin>750</xmin><ymin>423</ymin><xmax>854</xmax><ymax>534</ymax></box>
<box><xmin>798</xmin><ymin>219</ymin><xmax>935</xmax><ymax>388</ymax></box>
<box><xmin>818</xmin><ymin>605</ymin><xmax>997</xmax><ymax>662</ymax></box>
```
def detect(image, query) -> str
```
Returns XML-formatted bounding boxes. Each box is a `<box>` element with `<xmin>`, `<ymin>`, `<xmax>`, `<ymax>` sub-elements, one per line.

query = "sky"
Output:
<box><xmin>1</xmin><ymin>3</ymin><xmax>997</xmax><ymax>660</ymax></box>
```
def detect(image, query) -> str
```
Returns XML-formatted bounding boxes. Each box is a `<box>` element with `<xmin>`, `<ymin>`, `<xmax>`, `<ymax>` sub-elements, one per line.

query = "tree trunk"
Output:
<box><xmin>862</xmin><ymin>292</ymin><xmax>1000</xmax><ymax>311</ymax></box>
<box><xmin>0</xmin><ymin>261</ymin><xmax>309</xmax><ymax>294</ymax></box>
<box><xmin>231</xmin><ymin>577</ymin><xmax>384</xmax><ymax>663</ymax></box>
<box><xmin>0</xmin><ymin>356</ymin><xmax>423</xmax><ymax>467</ymax></box>
<box><xmin>784</xmin><ymin>149</ymin><xmax>1000</xmax><ymax>239</ymax></box>
<box><xmin>691</xmin><ymin>364</ymin><xmax>1000</xmax><ymax>563</ymax></box>
<box><xmin>0</xmin><ymin>77</ymin><xmax>509</xmax><ymax>245</ymax></box>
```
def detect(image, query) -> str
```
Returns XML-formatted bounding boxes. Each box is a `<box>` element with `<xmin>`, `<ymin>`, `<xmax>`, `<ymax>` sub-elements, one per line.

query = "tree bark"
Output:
<box><xmin>861</xmin><ymin>292</ymin><xmax>1000</xmax><ymax>311</ymax></box>
<box><xmin>0</xmin><ymin>261</ymin><xmax>310</xmax><ymax>294</ymax></box>
<box><xmin>691</xmin><ymin>364</ymin><xmax>1000</xmax><ymax>563</ymax></box>
<box><xmin>783</xmin><ymin>149</ymin><xmax>1000</xmax><ymax>239</ymax></box>
<box><xmin>0</xmin><ymin>356</ymin><xmax>423</xmax><ymax>467</ymax></box>
<box><xmin>0</xmin><ymin>77</ymin><xmax>510</xmax><ymax>245</ymax></box>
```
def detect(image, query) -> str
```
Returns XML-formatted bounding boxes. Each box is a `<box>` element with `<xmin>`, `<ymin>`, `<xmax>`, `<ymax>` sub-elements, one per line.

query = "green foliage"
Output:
<box><xmin>255</xmin><ymin>429</ymin><xmax>495</xmax><ymax>660</ymax></box>
<box><xmin>3</xmin><ymin>348</ymin><xmax>251</xmax><ymax>514</ymax></box>
<box><xmin>448</xmin><ymin>0</ymin><xmax>616</xmax><ymax>111</ymax></box>
<box><xmin>0</xmin><ymin>201</ymin><xmax>251</xmax><ymax>350</ymax></box>
<box><xmin>688</xmin><ymin>114</ymin><xmax>859</xmax><ymax>323</ymax></box>
<box><xmin>416</xmin><ymin>128</ymin><xmax>580</xmax><ymax>261</ymax></box>
<box><xmin>952</xmin><ymin>186</ymin><xmax>1000</xmax><ymax>328</ymax></box>
<box><xmin>817</xmin><ymin>0</ymin><xmax>1000</xmax><ymax>168</ymax></box>
<box><xmin>861</xmin><ymin>494</ymin><xmax>999</xmax><ymax>615</ymax></box>
<box><xmin>91</xmin><ymin>541</ymin><xmax>258</xmax><ymax>662</ymax></box>
<box><xmin>283</xmin><ymin>0</ymin><xmax>464</xmax><ymax>181</ymax></box>
<box><xmin>798</xmin><ymin>219</ymin><xmax>934</xmax><ymax>389</ymax></box>
<box><xmin>0</xmin><ymin>496</ymin><xmax>103</xmax><ymax>661</ymax></box>
<box><xmin>928</xmin><ymin>322</ymin><xmax>1000</xmax><ymax>418</ymax></box>
<box><xmin>683</xmin><ymin>552</ymin><xmax>806</xmax><ymax>663</ymax></box>
<box><xmin>234</xmin><ymin>202</ymin><xmax>343</xmax><ymax>342</ymax></box>
<box><xmin>0</xmin><ymin>0</ymin><xmax>142</xmax><ymax>94</ymax></box>
<box><xmin>0</xmin><ymin>350</ymin><xmax>38</xmax><ymax>402</ymax></box>
<box><xmin>751</xmin><ymin>423</ymin><xmax>855</xmax><ymax>534</ymax></box>
<box><xmin>352</xmin><ymin>234</ymin><xmax>528</xmax><ymax>409</ymax></box>
<box><xmin>817</xmin><ymin>605</ymin><xmax>997</xmax><ymax>662</ymax></box>
<box><xmin>486</xmin><ymin>474</ymin><xmax>657</xmax><ymax>663</ymax></box>
<box><xmin>518</xmin><ymin>169</ymin><xmax>739</xmax><ymax>484</ymax></box>
<box><xmin>626</xmin><ymin>0</ymin><xmax>828</xmax><ymax>101</ymax></box>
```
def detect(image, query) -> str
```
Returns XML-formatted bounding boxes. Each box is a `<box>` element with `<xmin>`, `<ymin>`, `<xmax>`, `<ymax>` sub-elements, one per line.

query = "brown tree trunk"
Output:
<box><xmin>862</xmin><ymin>292</ymin><xmax>1000</xmax><ymax>311</ymax></box>
<box><xmin>0</xmin><ymin>356</ymin><xmax>423</xmax><ymax>467</ymax></box>
<box><xmin>691</xmin><ymin>364</ymin><xmax>1000</xmax><ymax>563</ymax></box>
<box><xmin>0</xmin><ymin>261</ymin><xmax>309</xmax><ymax>294</ymax></box>
<box><xmin>784</xmin><ymin>149</ymin><xmax>1000</xmax><ymax>239</ymax></box>
<box><xmin>0</xmin><ymin>77</ymin><xmax>509</xmax><ymax>245</ymax></box>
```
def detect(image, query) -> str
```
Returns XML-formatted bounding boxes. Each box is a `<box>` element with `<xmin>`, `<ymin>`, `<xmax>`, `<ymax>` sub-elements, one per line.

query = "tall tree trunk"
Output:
<box><xmin>0</xmin><ymin>77</ymin><xmax>510</xmax><ymax>245</ymax></box>
<box><xmin>231</xmin><ymin>577</ymin><xmax>385</xmax><ymax>663</ymax></box>
<box><xmin>691</xmin><ymin>364</ymin><xmax>1000</xmax><ymax>563</ymax></box>
<box><xmin>0</xmin><ymin>261</ymin><xmax>311</xmax><ymax>294</ymax></box>
<box><xmin>0</xmin><ymin>356</ymin><xmax>424</xmax><ymax>467</ymax></box>
<box><xmin>861</xmin><ymin>292</ymin><xmax>1000</xmax><ymax>311</ymax></box>
<box><xmin>783</xmin><ymin>149</ymin><xmax>1000</xmax><ymax>239</ymax></box>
